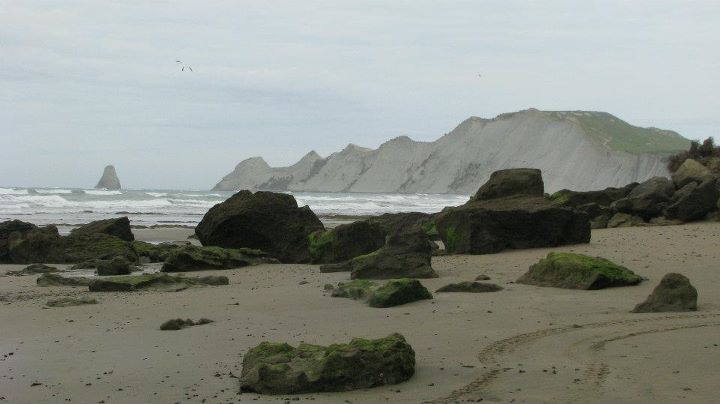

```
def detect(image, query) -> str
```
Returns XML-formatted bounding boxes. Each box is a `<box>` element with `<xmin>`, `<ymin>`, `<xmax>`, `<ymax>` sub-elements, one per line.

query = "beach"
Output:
<box><xmin>1</xmin><ymin>222</ymin><xmax>718</xmax><ymax>403</ymax></box>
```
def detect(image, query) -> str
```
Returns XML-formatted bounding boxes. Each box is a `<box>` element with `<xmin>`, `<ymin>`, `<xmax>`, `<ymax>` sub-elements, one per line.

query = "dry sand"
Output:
<box><xmin>1</xmin><ymin>223</ymin><xmax>719</xmax><ymax>403</ymax></box>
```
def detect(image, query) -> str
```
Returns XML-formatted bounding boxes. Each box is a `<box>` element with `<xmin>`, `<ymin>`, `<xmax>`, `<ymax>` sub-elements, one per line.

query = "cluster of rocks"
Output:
<box><xmin>551</xmin><ymin>159</ymin><xmax>720</xmax><ymax>228</ymax></box>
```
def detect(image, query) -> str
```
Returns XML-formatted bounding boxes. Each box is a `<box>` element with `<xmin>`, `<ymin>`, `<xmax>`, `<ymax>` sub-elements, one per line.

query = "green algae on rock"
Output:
<box><xmin>367</xmin><ymin>279</ymin><xmax>433</xmax><ymax>308</ymax></box>
<box><xmin>88</xmin><ymin>273</ymin><xmax>228</xmax><ymax>292</ymax></box>
<box><xmin>436</xmin><ymin>281</ymin><xmax>503</xmax><ymax>293</ymax></box>
<box><xmin>517</xmin><ymin>252</ymin><xmax>642</xmax><ymax>290</ymax></box>
<box><xmin>240</xmin><ymin>333</ymin><xmax>415</xmax><ymax>394</ymax></box>
<box><xmin>161</xmin><ymin>245</ymin><xmax>277</xmax><ymax>272</ymax></box>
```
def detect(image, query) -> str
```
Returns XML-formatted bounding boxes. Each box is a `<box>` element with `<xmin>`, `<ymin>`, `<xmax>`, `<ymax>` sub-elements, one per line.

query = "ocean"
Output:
<box><xmin>0</xmin><ymin>187</ymin><xmax>470</xmax><ymax>228</ymax></box>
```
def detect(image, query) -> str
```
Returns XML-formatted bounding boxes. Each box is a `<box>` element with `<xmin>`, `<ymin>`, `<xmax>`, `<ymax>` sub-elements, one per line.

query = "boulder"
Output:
<box><xmin>549</xmin><ymin>183</ymin><xmax>638</xmax><ymax>208</ymax></box>
<box><xmin>436</xmin><ymin>196</ymin><xmax>590</xmax><ymax>254</ymax></box>
<box><xmin>672</xmin><ymin>159</ymin><xmax>713</xmax><ymax>188</ymax></box>
<box><xmin>70</xmin><ymin>217</ymin><xmax>134</xmax><ymax>241</ymax></box>
<box><xmin>240</xmin><ymin>333</ymin><xmax>415</xmax><ymax>394</ymax></box>
<box><xmin>309</xmin><ymin>221</ymin><xmax>385</xmax><ymax>264</ymax></box>
<box><xmin>7</xmin><ymin>263</ymin><xmax>60</xmax><ymax>276</ymax></box>
<box><xmin>88</xmin><ymin>273</ymin><xmax>229</xmax><ymax>292</ymax></box>
<box><xmin>472</xmin><ymin>168</ymin><xmax>544</xmax><ymax>201</ymax></box>
<box><xmin>0</xmin><ymin>220</ymin><xmax>37</xmax><ymax>262</ymax></box>
<box><xmin>46</xmin><ymin>297</ymin><xmax>98</xmax><ymax>307</ymax></box>
<box><xmin>632</xmin><ymin>273</ymin><xmax>698</xmax><ymax>313</ymax></box>
<box><xmin>664</xmin><ymin>180</ymin><xmax>720</xmax><ymax>222</ymax></box>
<box><xmin>611</xmin><ymin>177</ymin><xmax>676</xmax><ymax>219</ymax></box>
<box><xmin>131</xmin><ymin>241</ymin><xmax>180</xmax><ymax>262</ymax></box>
<box><xmin>436</xmin><ymin>281</ymin><xmax>503</xmax><ymax>293</ymax></box>
<box><xmin>517</xmin><ymin>252</ymin><xmax>643</xmax><ymax>290</ymax></box>
<box><xmin>95</xmin><ymin>165</ymin><xmax>121</xmax><ymax>190</ymax></box>
<box><xmin>96</xmin><ymin>257</ymin><xmax>132</xmax><ymax>276</ymax></box>
<box><xmin>160</xmin><ymin>318</ymin><xmax>213</xmax><ymax>331</ymax></box>
<box><xmin>606</xmin><ymin>213</ymin><xmax>646</xmax><ymax>228</ymax></box>
<box><xmin>334</xmin><ymin>227</ymin><xmax>437</xmax><ymax>280</ymax></box>
<box><xmin>367</xmin><ymin>279</ymin><xmax>433</xmax><ymax>308</ymax></box>
<box><xmin>161</xmin><ymin>245</ymin><xmax>277</xmax><ymax>272</ymax></box>
<box><xmin>368</xmin><ymin>212</ymin><xmax>436</xmax><ymax>238</ymax></box>
<box><xmin>6</xmin><ymin>226</ymin><xmax>63</xmax><ymax>264</ymax></box>
<box><xmin>195</xmin><ymin>191</ymin><xmax>324</xmax><ymax>263</ymax></box>
<box><xmin>330</xmin><ymin>280</ymin><xmax>378</xmax><ymax>300</ymax></box>
<box><xmin>36</xmin><ymin>273</ymin><xmax>93</xmax><ymax>287</ymax></box>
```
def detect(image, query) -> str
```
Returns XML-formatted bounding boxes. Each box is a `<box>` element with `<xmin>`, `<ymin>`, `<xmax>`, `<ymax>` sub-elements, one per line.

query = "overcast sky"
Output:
<box><xmin>1</xmin><ymin>1</ymin><xmax>719</xmax><ymax>190</ymax></box>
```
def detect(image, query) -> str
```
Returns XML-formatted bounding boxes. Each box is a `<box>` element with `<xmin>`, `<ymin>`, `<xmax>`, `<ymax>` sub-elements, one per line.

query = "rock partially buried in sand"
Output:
<box><xmin>96</xmin><ymin>257</ymin><xmax>132</xmax><ymax>276</ymax></box>
<box><xmin>606</xmin><ymin>213</ymin><xmax>646</xmax><ymax>228</ymax></box>
<box><xmin>331</xmin><ymin>279</ymin><xmax>433</xmax><ymax>308</ymax></box>
<box><xmin>70</xmin><ymin>217</ymin><xmax>134</xmax><ymax>242</ymax></box>
<box><xmin>161</xmin><ymin>245</ymin><xmax>277</xmax><ymax>272</ymax></box>
<box><xmin>308</xmin><ymin>220</ymin><xmax>385</xmax><ymax>264</ymax></box>
<box><xmin>160</xmin><ymin>318</ymin><xmax>213</xmax><ymax>331</ymax></box>
<box><xmin>632</xmin><ymin>273</ymin><xmax>698</xmax><ymax>313</ymax></box>
<box><xmin>46</xmin><ymin>297</ymin><xmax>98</xmax><ymax>307</ymax></box>
<box><xmin>240</xmin><ymin>333</ymin><xmax>415</xmax><ymax>394</ymax></box>
<box><xmin>195</xmin><ymin>190</ymin><xmax>324</xmax><ymax>263</ymax></box>
<box><xmin>474</xmin><ymin>274</ymin><xmax>491</xmax><ymax>281</ymax></box>
<box><xmin>37</xmin><ymin>273</ymin><xmax>93</xmax><ymax>287</ymax></box>
<box><xmin>436</xmin><ymin>281</ymin><xmax>503</xmax><ymax>293</ymax></box>
<box><xmin>331</xmin><ymin>279</ymin><xmax>378</xmax><ymax>300</ymax></box>
<box><xmin>7</xmin><ymin>263</ymin><xmax>60</xmax><ymax>276</ymax></box>
<box><xmin>517</xmin><ymin>253</ymin><xmax>642</xmax><ymax>290</ymax></box>
<box><xmin>88</xmin><ymin>273</ymin><xmax>228</xmax><ymax>292</ymax></box>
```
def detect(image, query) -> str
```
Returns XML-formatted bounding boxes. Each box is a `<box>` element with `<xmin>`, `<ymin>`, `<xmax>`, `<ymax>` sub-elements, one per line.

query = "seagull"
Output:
<box><xmin>176</xmin><ymin>60</ymin><xmax>193</xmax><ymax>72</ymax></box>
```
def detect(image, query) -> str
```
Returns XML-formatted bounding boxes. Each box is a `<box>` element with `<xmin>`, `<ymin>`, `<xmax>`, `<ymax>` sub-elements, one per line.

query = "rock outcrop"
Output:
<box><xmin>161</xmin><ymin>245</ymin><xmax>277</xmax><ymax>272</ymax></box>
<box><xmin>517</xmin><ymin>252</ymin><xmax>643</xmax><ymax>290</ymax></box>
<box><xmin>240</xmin><ymin>333</ymin><xmax>415</xmax><ymax>394</ymax></box>
<box><xmin>632</xmin><ymin>273</ymin><xmax>698</xmax><ymax>312</ymax></box>
<box><xmin>213</xmin><ymin>110</ymin><xmax>688</xmax><ymax>194</ymax></box>
<box><xmin>195</xmin><ymin>191</ymin><xmax>324</xmax><ymax>263</ymax></box>
<box><xmin>95</xmin><ymin>165</ymin><xmax>121</xmax><ymax>190</ymax></box>
<box><xmin>71</xmin><ymin>217</ymin><xmax>134</xmax><ymax>241</ymax></box>
<box><xmin>435</xmin><ymin>169</ymin><xmax>590</xmax><ymax>254</ymax></box>
<box><xmin>160</xmin><ymin>318</ymin><xmax>213</xmax><ymax>331</ymax></box>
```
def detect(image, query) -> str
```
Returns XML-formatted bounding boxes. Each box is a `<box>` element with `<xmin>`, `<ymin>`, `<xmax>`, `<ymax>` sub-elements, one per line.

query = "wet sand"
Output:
<box><xmin>1</xmin><ymin>223</ymin><xmax>719</xmax><ymax>403</ymax></box>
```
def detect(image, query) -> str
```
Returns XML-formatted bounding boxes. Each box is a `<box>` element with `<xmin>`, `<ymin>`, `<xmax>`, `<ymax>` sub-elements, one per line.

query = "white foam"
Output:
<box><xmin>0</xmin><ymin>187</ymin><xmax>28</xmax><ymax>195</ymax></box>
<box><xmin>84</xmin><ymin>190</ymin><xmax>123</xmax><ymax>196</ymax></box>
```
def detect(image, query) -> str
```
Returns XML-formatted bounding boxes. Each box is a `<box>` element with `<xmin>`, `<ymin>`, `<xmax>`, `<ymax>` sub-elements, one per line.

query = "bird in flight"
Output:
<box><xmin>176</xmin><ymin>60</ymin><xmax>193</xmax><ymax>72</ymax></box>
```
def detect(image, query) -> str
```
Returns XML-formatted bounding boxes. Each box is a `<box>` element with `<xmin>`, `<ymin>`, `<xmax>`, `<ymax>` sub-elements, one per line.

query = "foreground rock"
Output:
<box><xmin>517</xmin><ymin>253</ymin><xmax>643</xmax><ymax>290</ymax></box>
<box><xmin>195</xmin><ymin>191</ymin><xmax>324</xmax><ymax>263</ymax></box>
<box><xmin>46</xmin><ymin>297</ymin><xmax>98</xmax><ymax>307</ymax></box>
<box><xmin>7</xmin><ymin>264</ymin><xmax>60</xmax><ymax>276</ymax></box>
<box><xmin>70</xmin><ymin>217</ymin><xmax>134</xmax><ymax>241</ymax></box>
<box><xmin>240</xmin><ymin>333</ymin><xmax>415</xmax><ymax>394</ymax></box>
<box><xmin>161</xmin><ymin>245</ymin><xmax>277</xmax><ymax>272</ymax></box>
<box><xmin>160</xmin><ymin>318</ymin><xmax>213</xmax><ymax>331</ymax></box>
<box><xmin>95</xmin><ymin>164</ymin><xmax>121</xmax><ymax>190</ymax></box>
<box><xmin>88</xmin><ymin>273</ymin><xmax>228</xmax><ymax>292</ymax></box>
<box><xmin>309</xmin><ymin>220</ymin><xmax>385</xmax><ymax>264</ymax></box>
<box><xmin>632</xmin><ymin>273</ymin><xmax>698</xmax><ymax>313</ymax></box>
<box><xmin>436</xmin><ymin>281</ymin><xmax>503</xmax><ymax>293</ymax></box>
<box><xmin>96</xmin><ymin>257</ymin><xmax>132</xmax><ymax>276</ymax></box>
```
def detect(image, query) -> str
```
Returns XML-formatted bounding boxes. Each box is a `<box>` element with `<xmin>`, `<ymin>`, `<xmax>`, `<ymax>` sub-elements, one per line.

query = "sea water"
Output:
<box><xmin>0</xmin><ymin>187</ymin><xmax>470</xmax><ymax>227</ymax></box>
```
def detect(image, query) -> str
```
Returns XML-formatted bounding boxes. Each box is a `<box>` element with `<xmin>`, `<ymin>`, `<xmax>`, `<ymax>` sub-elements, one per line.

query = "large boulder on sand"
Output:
<box><xmin>161</xmin><ymin>245</ymin><xmax>277</xmax><ymax>272</ymax></box>
<box><xmin>663</xmin><ymin>180</ymin><xmax>720</xmax><ymax>222</ymax></box>
<box><xmin>517</xmin><ymin>252</ymin><xmax>643</xmax><ymax>290</ymax></box>
<box><xmin>472</xmin><ymin>168</ymin><xmax>544</xmax><ymax>201</ymax></box>
<box><xmin>672</xmin><ymin>159</ymin><xmax>713</xmax><ymax>188</ymax></box>
<box><xmin>309</xmin><ymin>220</ymin><xmax>386</xmax><ymax>264</ymax></box>
<box><xmin>195</xmin><ymin>191</ymin><xmax>324</xmax><ymax>263</ymax></box>
<box><xmin>322</xmin><ymin>227</ymin><xmax>438</xmax><ymax>279</ymax></box>
<box><xmin>611</xmin><ymin>177</ymin><xmax>676</xmax><ymax>219</ymax></box>
<box><xmin>70</xmin><ymin>217</ymin><xmax>134</xmax><ymax>241</ymax></box>
<box><xmin>0</xmin><ymin>220</ymin><xmax>37</xmax><ymax>262</ymax></box>
<box><xmin>240</xmin><ymin>333</ymin><xmax>415</xmax><ymax>394</ymax></box>
<box><xmin>633</xmin><ymin>273</ymin><xmax>698</xmax><ymax>313</ymax></box>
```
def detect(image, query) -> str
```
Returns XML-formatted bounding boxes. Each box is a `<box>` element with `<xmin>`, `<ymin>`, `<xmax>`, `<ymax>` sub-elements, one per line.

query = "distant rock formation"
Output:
<box><xmin>95</xmin><ymin>165</ymin><xmax>121</xmax><ymax>190</ymax></box>
<box><xmin>212</xmin><ymin>109</ymin><xmax>690</xmax><ymax>194</ymax></box>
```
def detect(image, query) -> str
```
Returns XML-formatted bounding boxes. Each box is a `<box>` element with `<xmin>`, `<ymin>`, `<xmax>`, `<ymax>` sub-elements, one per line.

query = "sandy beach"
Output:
<box><xmin>1</xmin><ymin>223</ymin><xmax>719</xmax><ymax>403</ymax></box>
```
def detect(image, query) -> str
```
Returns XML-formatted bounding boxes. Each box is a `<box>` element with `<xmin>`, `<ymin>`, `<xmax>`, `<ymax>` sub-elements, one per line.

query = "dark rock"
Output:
<box><xmin>472</xmin><ymin>168</ymin><xmax>544</xmax><ymax>201</ymax></box>
<box><xmin>7</xmin><ymin>263</ymin><xmax>60</xmax><ymax>276</ymax></box>
<box><xmin>0</xmin><ymin>220</ymin><xmax>37</xmax><ymax>263</ymax></box>
<box><xmin>6</xmin><ymin>226</ymin><xmax>63</xmax><ymax>264</ymax></box>
<box><xmin>36</xmin><ymin>273</ymin><xmax>93</xmax><ymax>287</ymax></box>
<box><xmin>475</xmin><ymin>274</ymin><xmax>491</xmax><ymax>281</ymax></box>
<box><xmin>367</xmin><ymin>279</ymin><xmax>433</xmax><ymax>308</ymax></box>
<box><xmin>606</xmin><ymin>213</ymin><xmax>646</xmax><ymax>228</ymax></box>
<box><xmin>331</xmin><ymin>280</ymin><xmax>378</xmax><ymax>300</ymax></box>
<box><xmin>195</xmin><ymin>191</ymin><xmax>324</xmax><ymax>263</ymax></box>
<box><xmin>590</xmin><ymin>214</ymin><xmax>611</xmax><ymax>229</ymax></box>
<box><xmin>517</xmin><ymin>252</ymin><xmax>642</xmax><ymax>290</ymax></box>
<box><xmin>549</xmin><ymin>183</ymin><xmax>638</xmax><ymax>208</ymax></box>
<box><xmin>436</xmin><ymin>196</ymin><xmax>590</xmax><ymax>254</ymax></box>
<box><xmin>664</xmin><ymin>180</ymin><xmax>720</xmax><ymax>222</ymax></box>
<box><xmin>161</xmin><ymin>245</ymin><xmax>277</xmax><ymax>272</ymax></box>
<box><xmin>611</xmin><ymin>177</ymin><xmax>675</xmax><ymax>219</ymax></box>
<box><xmin>131</xmin><ymin>241</ymin><xmax>180</xmax><ymax>262</ymax></box>
<box><xmin>672</xmin><ymin>159</ymin><xmax>713</xmax><ymax>188</ymax></box>
<box><xmin>436</xmin><ymin>281</ymin><xmax>503</xmax><ymax>293</ymax></box>
<box><xmin>368</xmin><ymin>212</ymin><xmax>435</xmax><ymax>238</ymax></box>
<box><xmin>632</xmin><ymin>273</ymin><xmax>698</xmax><ymax>313</ymax></box>
<box><xmin>71</xmin><ymin>217</ymin><xmax>134</xmax><ymax>241</ymax></box>
<box><xmin>46</xmin><ymin>297</ymin><xmax>98</xmax><ymax>307</ymax></box>
<box><xmin>88</xmin><ymin>273</ymin><xmax>229</xmax><ymax>292</ymax></box>
<box><xmin>160</xmin><ymin>318</ymin><xmax>213</xmax><ymax>331</ymax></box>
<box><xmin>240</xmin><ymin>333</ymin><xmax>415</xmax><ymax>394</ymax></box>
<box><xmin>308</xmin><ymin>221</ymin><xmax>385</xmax><ymax>264</ymax></box>
<box><xmin>96</xmin><ymin>257</ymin><xmax>132</xmax><ymax>276</ymax></box>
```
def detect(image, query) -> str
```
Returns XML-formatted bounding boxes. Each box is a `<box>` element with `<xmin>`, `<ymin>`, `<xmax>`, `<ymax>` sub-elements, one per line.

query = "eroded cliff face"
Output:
<box><xmin>213</xmin><ymin>109</ymin><xmax>689</xmax><ymax>194</ymax></box>
<box><xmin>95</xmin><ymin>165</ymin><xmax>121</xmax><ymax>190</ymax></box>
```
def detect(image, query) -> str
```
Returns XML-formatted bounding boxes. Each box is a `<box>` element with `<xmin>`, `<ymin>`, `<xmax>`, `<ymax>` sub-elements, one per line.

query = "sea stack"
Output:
<box><xmin>95</xmin><ymin>165</ymin><xmax>121</xmax><ymax>190</ymax></box>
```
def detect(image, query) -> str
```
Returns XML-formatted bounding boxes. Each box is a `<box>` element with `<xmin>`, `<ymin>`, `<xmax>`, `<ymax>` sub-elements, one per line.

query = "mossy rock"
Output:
<box><xmin>7</xmin><ymin>264</ymin><xmax>60</xmax><ymax>276</ymax></box>
<box><xmin>161</xmin><ymin>245</ymin><xmax>277</xmax><ymax>272</ymax></box>
<box><xmin>633</xmin><ymin>273</ymin><xmax>698</xmax><ymax>313</ymax></box>
<box><xmin>58</xmin><ymin>233</ymin><xmax>138</xmax><ymax>263</ymax></box>
<box><xmin>88</xmin><ymin>273</ymin><xmax>229</xmax><ymax>292</ymax></box>
<box><xmin>160</xmin><ymin>318</ymin><xmax>213</xmax><ymax>330</ymax></box>
<box><xmin>436</xmin><ymin>281</ymin><xmax>503</xmax><ymax>293</ymax></box>
<box><xmin>36</xmin><ymin>273</ymin><xmax>93</xmax><ymax>287</ymax></box>
<box><xmin>131</xmin><ymin>241</ymin><xmax>181</xmax><ymax>262</ymax></box>
<box><xmin>70</xmin><ymin>217</ymin><xmax>134</xmax><ymax>241</ymax></box>
<box><xmin>330</xmin><ymin>280</ymin><xmax>378</xmax><ymax>300</ymax></box>
<box><xmin>240</xmin><ymin>333</ymin><xmax>415</xmax><ymax>394</ymax></box>
<box><xmin>517</xmin><ymin>252</ymin><xmax>642</xmax><ymax>290</ymax></box>
<box><xmin>96</xmin><ymin>257</ymin><xmax>132</xmax><ymax>276</ymax></box>
<box><xmin>46</xmin><ymin>297</ymin><xmax>98</xmax><ymax>307</ymax></box>
<box><xmin>367</xmin><ymin>279</ymin><xmax>433</xmax><ymax>308</ymax></box>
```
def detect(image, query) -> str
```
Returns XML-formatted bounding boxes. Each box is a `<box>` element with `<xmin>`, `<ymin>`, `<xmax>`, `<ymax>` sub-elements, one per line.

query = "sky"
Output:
<box><xmin>1</xmin><ymin>1</ymin><xmax>719</xmax><ymax>190</ymax></box>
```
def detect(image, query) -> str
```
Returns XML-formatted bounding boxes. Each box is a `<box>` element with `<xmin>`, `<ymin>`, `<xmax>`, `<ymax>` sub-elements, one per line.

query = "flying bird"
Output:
<box><xmin>176</xmin><ymin>60</ymin><xmax>193</xmax><ymax>72</ymax></box>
